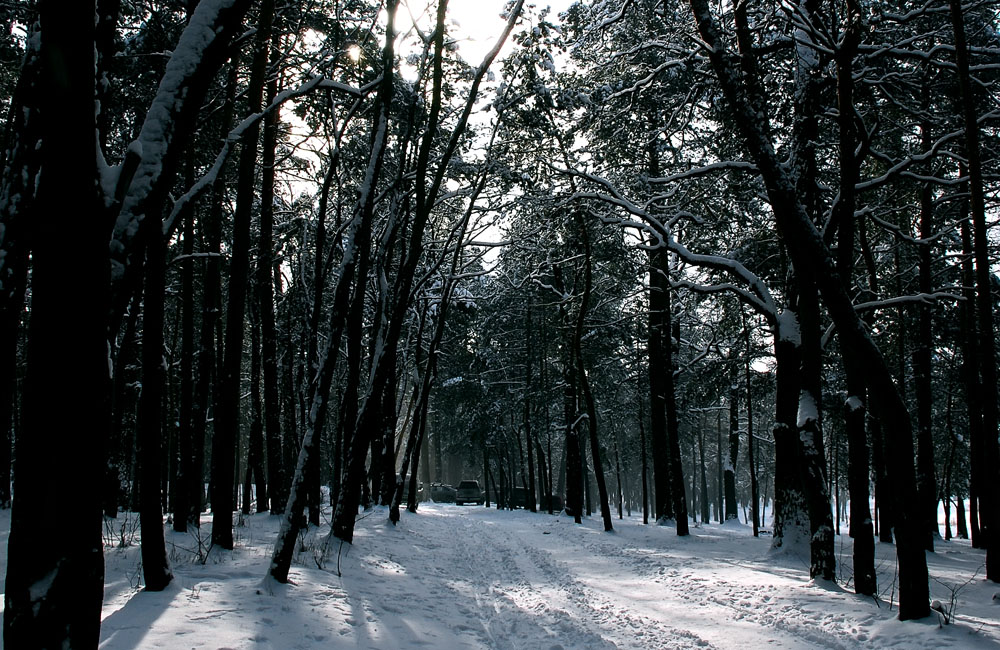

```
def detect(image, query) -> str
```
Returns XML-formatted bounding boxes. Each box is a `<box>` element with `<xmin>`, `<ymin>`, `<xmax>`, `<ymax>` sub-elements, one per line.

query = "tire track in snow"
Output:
<box><xmin>448</xmin><ymin>513</ymin><xmax>715</xmax><ymax>649</ymax></box>
<box><xmin>573</xmin><ymin>532</ymin><xmax>895</xmax><ymax>649</ymax></box>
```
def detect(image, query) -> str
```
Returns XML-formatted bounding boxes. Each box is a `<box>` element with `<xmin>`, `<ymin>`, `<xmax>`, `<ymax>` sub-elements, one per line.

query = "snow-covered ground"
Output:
<box><xmin>1</xmin><ymin>503</ymin><xmax>998</xmax><ymax>649</ymax></box>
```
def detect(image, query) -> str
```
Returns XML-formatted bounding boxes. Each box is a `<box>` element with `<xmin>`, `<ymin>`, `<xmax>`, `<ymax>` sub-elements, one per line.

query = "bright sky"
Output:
<box><xmin>433</xmin><ymin>0</ymin><xmax>575</xmax><ymax>64</ymax></box>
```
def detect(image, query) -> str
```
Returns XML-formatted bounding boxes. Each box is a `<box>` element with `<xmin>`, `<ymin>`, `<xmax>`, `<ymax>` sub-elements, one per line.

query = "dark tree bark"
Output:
<box><xmin>258</xmin><ymin>29</ymin><xmax>284</xmax><ymax>515</ymax></box>
<box><xmin>575</xmin><ymin>216</ymin><xmax>613</xmax><ymax>532</ymax></box>
<box><xmin>271</xmin><ymin>0</ymin><xmax>402</xmax><ymax>577</ymax></box>
<box><xmin>211</xmin><ymin>0</ymin><xmax>274</xmax><ymax>550</ymax></box>
<box><xmin>796</xmin><ymin>277</ymin><xmax>835</xmax><ymax>582</ymax></box>
<box><xmin>557</xmin><ymin>268</ymin><xmax>584</xmax><ymax>523</ymax></box>
<box><xmin>832</xmin><ymin>11</ymin><xmax>876</xmax><ymax>594</ymax></box>
<box><xmin>743</xmin><ymin>311</ymin><xmax>759</xmax><ymax>537</ymax></box>
<box><xmin>689</xmin><ymin>0</ymin><xmax>928</xmax><ymax>618</ymax></box>
<box><xmin>332</xmin><ymin>0</ymin><xmax>523</xmax><ymax>543</ymax></box>
<box><xmin>772</xmin><ymin>309</ymin><xmax>808</xmax><ymax>549</ymax></box>
<box><xmin>662</xmin><ymin>273</ymin><xmax>688</xmax><ymax>535</ymax></box>
<box><xmin>189</xmin><ymin>59</ymin><xmax>239</xmax><ymax>528</ymax></box>
<box><xmin>393</xmin><ymin>303</ymin><xmax>435</xmax><ymax>521</ymax></box>
<box><xmin>246</xmin><ymin>294</ymin><xmax>267</xmax><ymax>514</ymax></box>
<box><xmin>959</xmin><ymin>210</ymin><xmax>984</xmax><ymax>547</ymax></box>
<box><xmin>0</xmin><ymin>12</ymin><xmax>41</xmax><ymax>513</ymax></box>
<box><xmin>613</xmin><ymin>433</ymin><xmax>624</xmax><ymax>519</ymax></box>
<box><xmin>525</xmin><ymin>303</ymin><xmax>537</xmax><ymax>513</ymax></box>
<box><xmin>105</xmin><ymin>286</ymin><xmax>142</xmax><ymax>517</ymax></box>
<box><xmin>949</xmin><ymin>0</ymin><xmax>1000</xmax><ymax>581</ymax></box>
<box><xmin>725</xmin><ymin>373</ymin><xmax>739</xmax><ymax>521</ymax></box>
<box><xmin>913</xmin><ymin>82</ymin><xmax>937</xmax><ymax>552</ymax></box>
<box><xmin>173</xmin><ymin>162</ymin><xmax>196</xmax><ymax>533</ymax></box>
<box><xmin>698</xmin><ymin>417</ymin><xmax>710</xmax><ymax>524</ymax></box>
<box><xmin>137</xmin><ymin>204</ymin><xmax>173</xmax><ymax>592</ymax></box>
<box><xmin>648</xmin><ymin>246</ymin><xmax>674</xmax><ymax>523</ymax></box>
<box><xmin>716</xmin><ymin>409</ymin><xmax>723</xmax><ymax>523</ymax></box>
<box><xmin>4</xmin><ymin>3</ymin><xmax>106</xmax><ymax>643</ymax></box>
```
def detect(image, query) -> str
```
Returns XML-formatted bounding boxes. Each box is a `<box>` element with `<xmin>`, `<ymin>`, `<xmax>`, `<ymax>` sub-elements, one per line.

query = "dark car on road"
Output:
<box><xmin>429</xmin><ymin>482</ymin><xmax>457</xmax><ymax>503</ymax></box>
<box><xmin>455</xmin><ymin>480</ymin><xmax>484</xmax><ymax>505</ymax></box>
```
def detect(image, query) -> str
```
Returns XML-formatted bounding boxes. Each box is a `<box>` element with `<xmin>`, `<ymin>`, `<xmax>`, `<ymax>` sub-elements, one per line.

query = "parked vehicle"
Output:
<box><xmin>428</xmin><ymin>482</ymin><xmax>457</xmax><ymax>503</ymax></box>
<box><xmin>455</xmin><ymin>480</ymin><xmax>484</xmax><ymax>505</ymax></box>
<box><xmin>540</xmin><ymin>493</ymin><xmax>564</xmax><ymax>512</ymax></box>
<box><xmin>401</xmin><ymin>480</ymin><xmax>424</xmax><ymax>505</ymax></box>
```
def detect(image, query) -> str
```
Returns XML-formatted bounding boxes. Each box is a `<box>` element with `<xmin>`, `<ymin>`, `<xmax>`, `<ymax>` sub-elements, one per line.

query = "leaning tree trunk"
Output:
<box><xmin>268</xmin><ymin>1</ymin><xmax>400</xmax><ymax>582</ymax></box>
<box><xmin>332</xmin><ymin>0</ymin><xmax>524</xmax><ymax>544</ymax></box>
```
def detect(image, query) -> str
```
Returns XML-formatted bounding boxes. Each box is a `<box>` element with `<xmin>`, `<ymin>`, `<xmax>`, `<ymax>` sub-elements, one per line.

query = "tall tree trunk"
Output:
<box><xmin>716</xmin><ymin>408</ymin><xmax>723</xmax><ymax>523</ymax></box>
<box><xmin>525</xmin><ymin>303</ymin><xmax>537</xmax><ymax>513</ymax></box>
<box><xmin>210</xmin><ymin>0</ymin><xmax>274</xmax><ymax>550</ymax></box>
<box><xmin>246</xmin><ymin>293</ymin><xmax>267</xmax><ymax>514</ymax></box>
<box><xmin>725</xmin><ymin>371</ymin><xmax>739</xmax><ymax>520</ymax></box>
<box><xmin>949</xmin><ymin>0</ymin><xmax>1000</xmax><ymax>580</ymax></box>
<box><xmin>959</xmin><ymin>211</ymin><xmax>984</xmax><ymax>547</ymax></box>
<box><xmin>270</xmin><ymin>1</ymin><xmax>402</xmax><ymax>579</ymax></box>
<box><xmin>796</xmin><ymin>277</ymin><xmax>836</xmax><ymax>582</ymax></box>
<box><xmin>743</xmin><ymin>311</ymin><xmax>759</xmax><ymax>537</ymax></box>
<box><xmin>0</xmin><ymin>23</ymin><xmax>39</xmax><ymax>512</ymax></box>
<box><xmin>648</xmin><ymin>246</ymin><xmax>675</xmax><ymax>522</ymax></box>
<box><xmin>638</xmin><ymin>367</ymin><xmax>649</xmax><ymax>525</ymax></box>
<box><xmin>189</xmin><ymin>59</ymin><xmax>238</xmax><ymax>528</ymax></box>
<box><xmin>377</xmin><ymin>354</ymin><xmax>399</xmax><ymax>509</ymax></box>
<box><xmin>575</xmin><ymin>217</ymin><xmax>613</xmax><ymax>532</ymax></box>
<box><xmin>698</xmin><ymin>417</ymin><xmax>710</xmax><ymax>524</ymax></box>
<box><xmin>833</xmin><ymin>12</ymin><xmax>876</xmax><ymax>593</ymax></box>
<box><xmin>333</xmin><ymin>0</ymin><xmax>523</xmax><ymax>544</ymax></box>
<box><xmin>3</xmin><ymin>5</ymin><xmax>106</xmax><ymax>643</ymax></box>
<box><xmin>772</xmin><ymin>308</ymin><xmax>808</xmax><ymax>550</ymax></box>
<box><xmin>613</xmin><ymin>433</ymin><xmax>624</xmax><ymax>519</ymax></box>
<box><xmin>691</xmin><ymin>0</ymin><xmax>929</xmax><ymax>616</ymax></box>
<box><xmin>913</xmin><ymin>83</ymin><xmax>937</xmax><ymax>551</ymax></box>
<box><xmin>662</xmin><ymin>270</ymin><xmax>688</xmax><ymax>534</ymax></box>
<box><xmin>173</xmin><ymin>160</ymin><xmax>196</xmax><ymax>533</ymax></box>
<box><xmin>258</xmin><ymin>29</ymin><xmax>284</xmax><ymax>515</ymax></box>
<box><xmin>106</xmin><ymin>287</ymin><xmax>142</xmax><ymax>517</ymax></box>
<box><xmin>137</xmin><ymin>207</ymin><xmax>173</xmax><ymax>591</ymax></box>
<box><xmin>558</xmin><ymin>272</ymin><xmax>584</xmax><ymax>524</ymax></box>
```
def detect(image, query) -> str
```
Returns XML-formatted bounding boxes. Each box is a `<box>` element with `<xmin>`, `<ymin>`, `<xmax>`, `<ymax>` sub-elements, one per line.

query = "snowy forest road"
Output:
<box><xmin>302</xmin><ymin>504</ymin><xmax>998</xmax><ymax>649</ymax></box>
<box><xmin>13</xmin><ymin>503</ymin><xmax>992</xmax><ymax>649</ymax></box>
<box><xmin>418</xmin><ymin>507</ymin><xmax>870</xmax><ymax>650</ymax></box>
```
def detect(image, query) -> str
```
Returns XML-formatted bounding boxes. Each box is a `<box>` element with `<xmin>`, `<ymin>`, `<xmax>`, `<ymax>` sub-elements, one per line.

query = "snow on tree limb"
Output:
<box><xmin>109</xmin><ymin>0</ymin><xmax>250</xmax><ymax>276</ymax></box>
<box><xmin>160</xmin><ymin>73</ymin><xmax>363</xmax><ymax>238</ymax></box>
<box><xmin>558</xmin><ymin>167</ymin><xmax>778</xmax><ymax>321</ymax></box>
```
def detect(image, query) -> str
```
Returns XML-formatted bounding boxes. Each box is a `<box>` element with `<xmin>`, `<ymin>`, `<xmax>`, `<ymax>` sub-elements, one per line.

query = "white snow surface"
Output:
<box><xmin>1</xmin><ymin>504</ymin><xmax>999</xmax><ymax>649</ymax></box>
